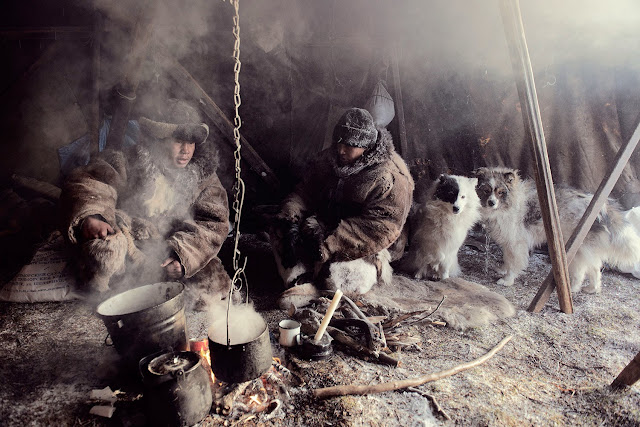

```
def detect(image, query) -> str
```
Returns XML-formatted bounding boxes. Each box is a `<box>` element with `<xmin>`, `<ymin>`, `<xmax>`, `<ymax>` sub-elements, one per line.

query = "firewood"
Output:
<box><xmin>327</xmin><ymin>326</ymin><xmax>399</xmax><ymax>367</ymax></box>
<box><xmin>312</xmin><ymin>335</ymin><xmax>512</xmax><ymax>399</ymax></box>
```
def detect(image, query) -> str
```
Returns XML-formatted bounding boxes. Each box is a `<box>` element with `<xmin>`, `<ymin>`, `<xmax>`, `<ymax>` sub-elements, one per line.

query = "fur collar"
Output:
<box><xmin>129</xmin><ymin>137</ymin><xmax>220</xmax><ymax>182</ymax></box>
<box><xmin>331</xmin><ymin>128</ymin><xmax>394</xmax><ymax>178</ymax></box>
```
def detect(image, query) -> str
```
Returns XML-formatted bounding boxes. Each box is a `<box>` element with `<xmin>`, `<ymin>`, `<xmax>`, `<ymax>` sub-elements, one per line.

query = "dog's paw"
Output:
<box><xmin>497</xmin><ymin>276</ymin><xmax>514</xmax><ymax>286</ymax></box>
<box><xmin>495</xmin><ymin>266</ymin><xmax>508</xmax><ymax>275</ymax></box>
<box><xmin>582</xmin><ymin>283</ymin><xmax>601</xmax><ymax>294</ymax></box>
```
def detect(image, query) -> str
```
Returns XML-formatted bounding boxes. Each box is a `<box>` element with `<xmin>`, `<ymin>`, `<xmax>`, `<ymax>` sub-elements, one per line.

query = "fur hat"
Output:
<box><xmin>138</xmin><ymin>98</ymin><xmax>210</xmax><ymax>144</ymax></box>
<box><xmin>332</xmin><ymin>107</ymin><xmax>378</xmax><ymax>148</ymax></box>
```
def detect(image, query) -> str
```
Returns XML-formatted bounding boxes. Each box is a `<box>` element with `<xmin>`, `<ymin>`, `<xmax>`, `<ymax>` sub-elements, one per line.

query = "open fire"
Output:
<box><xmin>190</xmin><ymin>339</ymin><xmax>302</xmax><ymax>423</ymax></box>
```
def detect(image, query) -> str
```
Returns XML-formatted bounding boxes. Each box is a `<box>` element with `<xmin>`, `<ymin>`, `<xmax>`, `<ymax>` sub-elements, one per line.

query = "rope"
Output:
<box><xmin>224</xmin><ymin>0</ymin><xmax>249</xmax><ymax>347</ymax></box>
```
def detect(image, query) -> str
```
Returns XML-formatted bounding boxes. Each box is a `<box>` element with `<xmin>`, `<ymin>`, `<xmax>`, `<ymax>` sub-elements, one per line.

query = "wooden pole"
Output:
<box><xmin>161</xmin><ymin>51</ymin><xmax>280</xmax><ymax>189</ymax></box>
<box><xmin>0</xmin><ymin>41</ymin><xmax>60</xmax><ymax>101</ymax></box>
<box><xmin>612</xmin><ymin>350</ymin><xmax>640</xmax><ymax>388</ymax></box>
<box><xmin>391</xmin><ymin>45</ymin><xmax>408</xmax><ymax>157</ymax></box>
<box><xmin>528</xmin><ymin>119</ymin><xmax>640</xmax><ymax>311</ymax></box>
<box><xmin>105</xmin><ymin>2</ymin><xmax>154</xmax><ymax>150</ymax></box>
<box><xmin>499</xmin><ymin>0</ymin><xmax>573</xmax><ymax>313</ymax></box>
<box><xmin>89</xmin><ymin>12</ymin><xmax>102</xmax><ymax>155</ymax></box>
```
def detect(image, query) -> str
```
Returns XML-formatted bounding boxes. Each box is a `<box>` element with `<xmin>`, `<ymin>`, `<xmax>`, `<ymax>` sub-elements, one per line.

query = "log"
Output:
<box><xmin>499</xmin><ymin>0</ymin><xmax>573</xmax><ymax>314</ymax></box>
<box><xmin>313</xmin><ymin>336</ymin><xmax>512</xmax><ymax>399</ymax></box>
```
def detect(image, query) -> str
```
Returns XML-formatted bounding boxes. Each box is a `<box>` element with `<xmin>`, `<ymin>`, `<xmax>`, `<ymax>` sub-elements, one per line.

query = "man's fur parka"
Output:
<box><xmin>275</xmin><ymin>128</ymin><xmax>414</xmax><ymax>292</ymax></box>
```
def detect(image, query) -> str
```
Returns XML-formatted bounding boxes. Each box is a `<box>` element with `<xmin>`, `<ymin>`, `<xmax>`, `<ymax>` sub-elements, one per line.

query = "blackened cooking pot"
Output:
<box><xmin>208</xmin><ymin>321</ymin><xmax>273</xmax><ymax>384</ymax></box>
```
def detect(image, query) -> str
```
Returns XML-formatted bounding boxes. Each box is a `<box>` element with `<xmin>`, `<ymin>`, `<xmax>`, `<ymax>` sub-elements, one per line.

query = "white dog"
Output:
<box><xmin>398</xmin><ymin>174</ymin><xmax>481</xmax><ymax>280</ymax></box>
<box><xmin>474</xmin><ymin>166</ymin><xmax>640</xmax><ymax>293</ymax></box>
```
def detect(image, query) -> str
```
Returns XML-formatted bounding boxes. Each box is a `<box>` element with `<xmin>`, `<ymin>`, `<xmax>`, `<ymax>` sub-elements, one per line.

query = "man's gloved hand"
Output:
<box><xmin>301</xmin><ymin>216</ymin><xmax>327</xmax><ymax>263</ymax></box>
<box><xmin>81</xmin><ymin>215</ymin><xmax>114</xmax><ymax>240</ymax></box>
<box><xmin>161</xmin><ymin>256</ymin><xmax>185</xmax><ymax>280</ymax></box>
<box><xmin>280</xmin><ymin>221</ymin><xmax>300</xmax><ymax>269</ymax></box>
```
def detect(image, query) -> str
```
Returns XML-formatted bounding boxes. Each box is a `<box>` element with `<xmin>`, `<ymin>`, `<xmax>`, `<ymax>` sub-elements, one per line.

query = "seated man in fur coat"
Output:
<box><xmin>271</xmin><ymin>107</ymin><xmax>414</xmax><ymax>298</ymax></box>
<box><xmin>60</xmin><ymin>99</ymin><xmax>231</xmax><ymax>310</ymax></box>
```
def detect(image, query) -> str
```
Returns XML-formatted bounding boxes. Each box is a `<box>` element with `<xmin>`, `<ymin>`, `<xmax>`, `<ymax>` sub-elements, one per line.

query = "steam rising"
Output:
<box><xmin>207</xmin><ymin>302</ymin><xmax>266</xmax><ymax>345</ymax></box>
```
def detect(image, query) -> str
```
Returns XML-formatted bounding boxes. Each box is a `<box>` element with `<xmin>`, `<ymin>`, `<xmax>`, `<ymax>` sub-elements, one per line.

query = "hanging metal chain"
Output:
<box><xmin>225</xmin><ymin>0</ymin><xmax>248</xmax><ymax>345</ymax></box>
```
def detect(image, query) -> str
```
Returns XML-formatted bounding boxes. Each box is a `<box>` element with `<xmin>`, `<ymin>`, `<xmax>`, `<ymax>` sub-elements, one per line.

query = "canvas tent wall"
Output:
<box><xmin>1</xmin><ymin>0</ymin><xmax>640</xmax><ymax>209</ymax></box>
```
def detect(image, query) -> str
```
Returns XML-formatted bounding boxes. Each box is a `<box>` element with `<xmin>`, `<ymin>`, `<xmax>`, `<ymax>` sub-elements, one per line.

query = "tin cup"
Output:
<box><xmin>278</xmin><ymin>319</ymin><xmax>301</xmax><ymax>347</ymax></box>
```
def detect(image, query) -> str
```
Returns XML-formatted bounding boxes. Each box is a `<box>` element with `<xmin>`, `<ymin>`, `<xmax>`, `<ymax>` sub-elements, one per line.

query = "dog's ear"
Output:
<box><xmin>472</xmin><ymin>168</ymin><xmax>485</xmax><ymax>180</ymax></box>
<box><xmin>504</xmin><ymin>171</ymin><xmax>516</xmax><ymax>185</ymax></box>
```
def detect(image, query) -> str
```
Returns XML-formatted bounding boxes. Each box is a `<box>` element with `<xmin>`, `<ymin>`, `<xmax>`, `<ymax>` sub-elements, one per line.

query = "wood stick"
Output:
<box><xmin>326</xmin><ymin>326</ymin><xmax>399</xmax><ymax>367</ymax></box>
<box><xmin>314</xmin><ymin>290</ymin><xmax>343</xmax><ymax>342</ymax></box>
<box><xmin>391</xmin><ymin>44</ymin><xmax>408</xmax><ymax>156</ymax></box>
<box><xmin>611</xmin><ymin>350</ymin><xmax>640</xmax><ymax>389</ymax></box>
<box><xmin>313</xmin><ymin>336</ymin><xmax>512</xmax><ymax>399</ymax></box>
<box><xmin>405</xmin><ymin>387</ymin><xmax>451</xmax><ymax>420</ymax></box>
<box><xmin>528</xmin><ymin>118</ymin><xmax>640</xmax><ymax>312</ymax></box>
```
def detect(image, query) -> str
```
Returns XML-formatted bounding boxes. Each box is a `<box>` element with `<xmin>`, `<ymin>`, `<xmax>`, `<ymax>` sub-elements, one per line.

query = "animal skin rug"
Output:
<box><xmin>364</xmin><ymin>275</ymin><xmax>516</xmax><ymax>330</ymax></box>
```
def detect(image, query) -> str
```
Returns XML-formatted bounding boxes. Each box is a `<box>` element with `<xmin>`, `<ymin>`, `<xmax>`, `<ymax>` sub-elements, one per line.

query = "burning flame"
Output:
<box><xmin>191</xmin><ymin>339</ymin><xmax>215</xmax><ymax>384</ymax></box>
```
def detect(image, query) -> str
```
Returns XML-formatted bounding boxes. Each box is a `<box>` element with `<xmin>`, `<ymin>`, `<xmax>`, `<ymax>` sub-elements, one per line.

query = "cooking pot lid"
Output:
<box><xmin>148</xmin><ymin>351</ymin><xmax>199</xmax><ymax>376</ymax></box>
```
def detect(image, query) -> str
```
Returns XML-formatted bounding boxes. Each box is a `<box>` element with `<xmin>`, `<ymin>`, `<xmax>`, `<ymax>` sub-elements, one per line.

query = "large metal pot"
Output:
<box><xmin>208</xmin><ymin>320</ymin><xmax>273</xmax><ymax>384</ymax></box>
<box><xmin>96</xmin><ymin>282</ymin><xmax>188</xmax><ymax>367</ymax></box>
<box><xmin>139</xmin><ymin>350</ymin><xmax>212</xmax><ymax>426</ymax></box>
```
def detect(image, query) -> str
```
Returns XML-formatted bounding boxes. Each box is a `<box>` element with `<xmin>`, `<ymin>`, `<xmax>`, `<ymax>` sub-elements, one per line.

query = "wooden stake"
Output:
<box><xmin>612</xmin><ymin>350</ymin><xmax>640</xmax><ymax>389</ymax></box>
<box><xmin>313</xmin><ymin>336</ymin><xmax>512</xmax><ymax>399</ymax></box>
<box><xmin>499</xmin><ymin>0</ymin><xmax>573</xmax><ymax>313</ymax></box>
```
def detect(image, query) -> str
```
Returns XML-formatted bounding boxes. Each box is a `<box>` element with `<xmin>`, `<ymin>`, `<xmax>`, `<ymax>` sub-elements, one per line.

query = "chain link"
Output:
<box><xmin>223</xmin><ymin>0</ymin><xmax>249</xmax><ymax>345</ymax></box>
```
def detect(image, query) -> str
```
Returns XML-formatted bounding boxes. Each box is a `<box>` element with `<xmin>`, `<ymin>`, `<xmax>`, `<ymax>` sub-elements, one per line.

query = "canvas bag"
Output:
<box><xmin>364</xmin><ymin>80</ymin><xmax>395</xmax><ymax>127</ymax></box>
<box><xmin>0</xmin><ymin>231</ymin><xmax>78</xmax><ymax>302</ymax></box>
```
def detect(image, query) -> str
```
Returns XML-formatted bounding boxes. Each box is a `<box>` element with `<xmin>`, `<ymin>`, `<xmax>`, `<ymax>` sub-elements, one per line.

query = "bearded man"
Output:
<box><xmin>60</xmin><ymin>99</ymin><xmax>230</xmax><ymax>309</ymax></box>
<box><xmin>271</xmin><ymin>107</ymin><xmax>414</xmax><ymax>297</ymax></box>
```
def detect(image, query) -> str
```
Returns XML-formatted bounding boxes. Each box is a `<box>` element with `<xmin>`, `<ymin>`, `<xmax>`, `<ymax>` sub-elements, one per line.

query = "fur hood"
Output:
<box><xmin>330</xmin><ymin>127</ymin><xmax>394</xmax><ymax>178</ymax></box>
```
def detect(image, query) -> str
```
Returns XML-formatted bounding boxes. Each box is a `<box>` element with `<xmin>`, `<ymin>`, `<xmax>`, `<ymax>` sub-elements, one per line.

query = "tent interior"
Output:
<box><xmin>1</xmin><ymin>0</ymin><xmax>640</xmax><ymax>425</ymax></box>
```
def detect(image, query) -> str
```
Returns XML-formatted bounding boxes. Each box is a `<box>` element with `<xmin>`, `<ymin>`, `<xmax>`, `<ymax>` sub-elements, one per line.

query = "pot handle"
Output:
<box><xmin>104</xmin><ymin>333</ymin><xmax>114</xmax><ymax>346</ymax></box>
<box><xmin>172</xmin><ymin>369</ymin><xmax>185</xmax><ymax>381</ymax></box>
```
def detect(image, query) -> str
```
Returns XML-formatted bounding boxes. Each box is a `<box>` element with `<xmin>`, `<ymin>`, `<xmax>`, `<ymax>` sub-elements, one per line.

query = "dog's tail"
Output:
<box><xmin>592</xmin><ymin>202</ymin><xmax>640</xmax><ymax>269</ymax></box>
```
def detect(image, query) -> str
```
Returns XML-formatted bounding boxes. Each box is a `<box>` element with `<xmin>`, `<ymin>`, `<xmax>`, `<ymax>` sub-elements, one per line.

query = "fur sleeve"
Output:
<box><xmin>278</xmin><ymin>156</ymin><xmax>328</xmax><ymax>224</ymax></box>
<box><xmin>166</xmin><ymin>173</ymin><xmax>230</xmax><ymax>278</ymax></box>
<box><xmin>322</xmin><ymin>169</ymin><xmax>413</xmax><ymax>262</ymax></box>
<box><xmin>59</xmin><ymin>150</ymin><xmax>128</xmax><ymax>244</ymax></box>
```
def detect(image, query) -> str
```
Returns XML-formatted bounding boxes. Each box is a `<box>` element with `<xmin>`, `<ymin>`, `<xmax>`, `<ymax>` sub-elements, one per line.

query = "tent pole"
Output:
<box><xmin>161</xmin><ymin>50</ymin><xmax>280</xmax><ymax>190</ymax></box>
<box><xmin>528</xmin><ymin>119</ymin><xmax>640</xmax><ymax>311</ymax></box>
<box><xmin>498</xmin><ymin>0</ymin><xmax>573</xmax><ymax>313</ymax></box>
<box><xmin>391</xmin><ymin>44</ymin><xmax>408</xmax><ymax>157</ymax></box>
<box><xmin>105</xmin><ymin>1</ymin><xmax>154</xmax><ymax>150</ymax></box>
<box><xmin>89</xmin><ymin>11</ymin><xmax>102</xmax><ymax>155</ymax></box>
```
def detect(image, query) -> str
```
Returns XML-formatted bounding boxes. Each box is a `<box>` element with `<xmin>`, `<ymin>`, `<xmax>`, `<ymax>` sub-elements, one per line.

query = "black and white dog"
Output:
<box><xmin>398</xmin><ymin>174</ymin><xmax>481</xmax><ymax>280</ymax></box>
